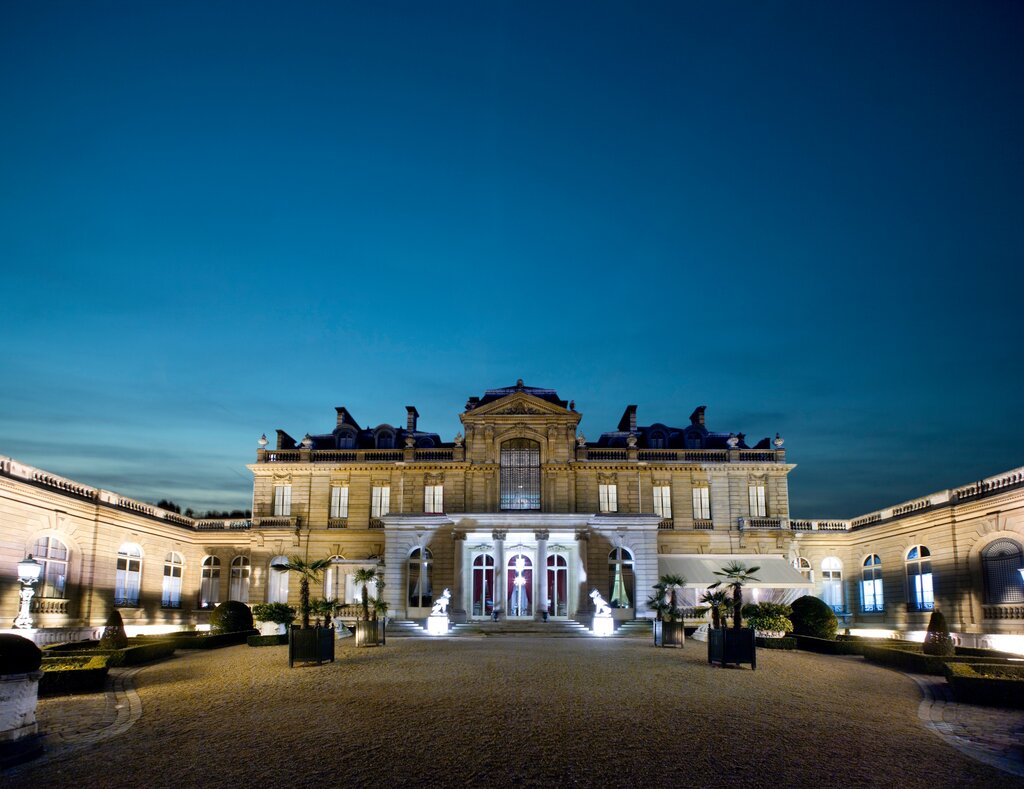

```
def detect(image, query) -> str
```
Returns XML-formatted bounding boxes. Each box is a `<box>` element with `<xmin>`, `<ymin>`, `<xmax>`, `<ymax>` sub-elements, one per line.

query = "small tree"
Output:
<box><xmin>100</xmin><ymin>608</ymin><xmax>129</xmax><ymax>649</ymax></box>
<box><xmin>699</xmin><ymin>589</ymin><xmax>731</xmax><ymax>629</ymax></box>
<box><xmin>353</xmin><ymin>567</ymin><xmax>378</xmax><ymax>621</ymax></box>
<box><xmin>271</xmin><ymin>556</ymin><xmax>332</xmax><ymax>628</ymax></box>
<box><xmin>922</xmin><ymin>609</ymin><xmax>955</xmax><ymax>656</ymax></box>
<box><xmin>709</xmin><ymin>561</ymin><xmax>760</xmax><ymax>629</ymax></box>
<box><xmin>790</xmin><ymin>595</ymin><xmax>839</xmax><ymax>640</ymax></box>
<box><xmin>310</xmin><ymin>598</ymin><xmax>337</xmax><ymax>628</ymax></box>
<box><xmin>659</xmin><ymin>574</ymin><xmax>686</xmax><ymax>622</ymax></box>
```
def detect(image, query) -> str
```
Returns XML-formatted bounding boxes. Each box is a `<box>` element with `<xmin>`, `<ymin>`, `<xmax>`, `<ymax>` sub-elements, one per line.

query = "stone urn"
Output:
<box><xmin>0</xmin><ymin>634</ymin><xmax>45</xmax><ymax>765</ymax></box>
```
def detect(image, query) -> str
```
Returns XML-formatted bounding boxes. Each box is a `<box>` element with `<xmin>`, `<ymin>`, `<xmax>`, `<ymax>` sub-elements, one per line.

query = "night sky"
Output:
<box><xmin>2</xmin><ymin>3</ymin><xmax>1021</xmax><ymax>518</ymax></box>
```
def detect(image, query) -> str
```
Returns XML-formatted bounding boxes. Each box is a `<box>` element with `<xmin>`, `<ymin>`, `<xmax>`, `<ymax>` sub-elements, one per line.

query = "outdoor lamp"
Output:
<box><xmin>14</xmin><ymin>554</ymin><xmax>42</xmax><ymax>629</ymax></box>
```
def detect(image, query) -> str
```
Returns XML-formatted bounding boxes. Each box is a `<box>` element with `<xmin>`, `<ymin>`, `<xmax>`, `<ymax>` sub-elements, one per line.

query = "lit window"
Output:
<box><xmin>692</xmin><ymin>487</ymin><xmax>711</xmax><ymax>520</ymax></box>
<box><xmin>500</xmin><ymin>439</ymin><xmax>541</xmax><ymax>510</ymax></box>
<box><xmin>608</xmin><ymin>547</ymin><xmax>634</xmax><ymax>608</ymax></box>
<box><xmin>274</xmin><ymin>484</ymin><xmax>292</xmax><ymax>517</ymax></box>
<box><xmin>471</xmin><ymin>554</ymin><xmax>496</xmax><ymax>617</ymax></box>
<box><xmin>323</xmin><ymin>555</ymin><xmax>346</xmax><ymax>601</ymax></box>
<box><xmin>267</xmin><ymin>555</ymin><xmax>289</xmax><ymax>604</ymax></box>
<box><xmin>200</xmin><ymin>556</ymin><xmax>221</xmax><ymax>609</ymax></box>
<box><xmin>861</xmin><ymin>555</ymin><xmax>883</xmax><ymax>612</ymax></box>
<box><xmin>162</xmin><ymin>552</ymin><xmax>184</xmax><ymax>608</ymax></box>
<box><xmin>408</xmin><ymin>547</ymin><xmax>433</xmax><ymax>608</ymax></box>
<box><xmin>822</xmin><ymin>557</ymin><xmax>843</xmax><ymax>612</ymax></box>
<box><xmin>229</xmin><ymin>556</ymin><xmax>251</xmax><ymax>603</ymax></box>
<box><xmin>906</xmin><ymin>546</ymin><xmax>934</xmax><ymax>611</ymax></box>
<box><xmin>371</xmin><ymin>486</ymin><xmax>391</xmax><ymax>518</ymax></box>
<box><xmin>653</xmin><ymin>485</ymin><xmax>672</xmax><ymax>518</ymax></box>
<box><xmin>32</xmin><ymin>535</ymin><xmax>69</xmax><ymax>599</ymax></box>
<box><xmin>981</xmin><ymin>539</ymin><xmax>1024</xmax><ymax>605</ymax></box>
<box><xmin>599</xmin><ymin>484</ymin><xmax>618</xmax><ymax>513</ymax></box>
<box><xmin>115</xmin><ymin>543</ymin><xmax>143</xmax><ymax>607</ymax></box>
<box><xmin>748</xmin><ymin>484</ymin><xmax>766</xmax><ymax>517</ymax></box>
<box><xmin>424</xmin><ymin>484</ymin><xmax>444</xmax><ymax>514</ymax></box>
<box><xmin>330</xmin><ymin>486</ymin><xmax>349</xmax><ymax>518</ymax></box>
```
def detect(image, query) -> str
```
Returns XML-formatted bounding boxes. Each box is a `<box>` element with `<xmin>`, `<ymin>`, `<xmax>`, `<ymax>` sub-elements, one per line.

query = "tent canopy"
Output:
<box><xmin>657</xmin><ymin>554</ymin><xmax>813</xmax><ymax>590</ymax></box>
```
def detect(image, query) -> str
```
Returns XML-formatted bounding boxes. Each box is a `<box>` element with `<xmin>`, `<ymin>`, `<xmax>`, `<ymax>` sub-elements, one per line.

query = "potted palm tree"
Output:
<box><xmin>271</xmin><ymin>556</ymin><xmax>334</xmax><ymax>666</ymax></box>
<box><xmin>648</xmin><ymin>574</ymin><xmax>686</xmax><ymax>647</ymax></box>
<box><xmin>706</xmin><ymin>561</ymin><xmax>760</xmax><ymax>669</ymax></box>
<box><xmin>699</xmin><ymin>588</ymin><xmax>731</xmax><ymax>631</ymax></box>
<box><xmin>353</xmin><ymin>567</ymin><xmax>381</xmax><ymax>647</ymax></box>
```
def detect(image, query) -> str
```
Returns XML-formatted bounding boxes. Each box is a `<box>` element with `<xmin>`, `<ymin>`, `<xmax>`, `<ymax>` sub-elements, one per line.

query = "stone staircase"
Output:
<box><xmin>384</xmin><ymin>619</ymin><xmax>430</xmax><ymax>638</ymax></box>
<box><xmin>451</xmin><ymin>620</ymin><xmax>593</xmax><ymax>638</ymax></box>
<box><xmin>612</xmin><ymin>619</ymin><xmax>654</xmax><ymax>639</ymax></box>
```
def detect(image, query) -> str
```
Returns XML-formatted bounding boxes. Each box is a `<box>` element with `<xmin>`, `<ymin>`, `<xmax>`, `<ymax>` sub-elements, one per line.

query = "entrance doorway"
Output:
<box><xmin>547</xmin><ymin>554</ymin><xmax>568</xmax><ymax>618</ymax></box>
<box><xmin>506</xmin><ymin>551</ymin><xmax>533</xmax><ymax>618</ymax></box>
<box><xmin>472</xmin><ymin>554</ymin><xmax>495</xmax><ymax>618</ymax></box>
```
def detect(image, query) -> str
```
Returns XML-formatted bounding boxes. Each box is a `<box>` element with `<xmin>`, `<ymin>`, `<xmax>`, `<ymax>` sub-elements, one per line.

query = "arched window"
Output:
<box><xmin>200</xmin><ymin>556</ymin><xmax>221</xmax><ymax>609</ymax></box>
<box><xmin>906</xmin><ymin>546</ymin><xmax>934</xmax><ymax>611</ymax></box>
<box><xmin>323</xmin><ymin>555</ymin><xmax>346</xmax><ymax>602</ymax></box>
<box><xmin>416</xmin><ymin>437</ymin><xmax>435</xmax><ymax>448</ymax></box>
<box><xmin>336</xmin><ymin>429</ymin><xmax>356</xmax><ymax>449</ymax></box>
<box><xmin>408</xmin><ymin>548</ymin><xmax>433</xmax><ymax>608</ymax></box>
<box><xmin>229</xmin><ymin>556</ymin><xmax>251</xmax><ymax>603</ymax></box>
<box><xmin>685</xmin><ymin>431</ymin><xmax>702</xmax><ymax>449</ymax></box>
<box><xmin>608</xmin><ymin>547</ymin><xmax>634</xmax><ymax>609</ymax></box>
<box><xmin>162</xmin><ymin>552</ymin><xmax>184</xmax><ymax>608</ymax></box>
<box><xmin>507</xmin><ymin>552</ymin><xmax>533</xmax><ymax>617</ymax></box>
<box><xmin>547</xmin><ymin>553</ymin><xmax>569</xmax><ymax>618</ymax></box>
<box><xmin>472</xmin><ymin>554</ymin><xmax>495</xmax><ymax>617</ymax></box>
<box><xmin>794</xmin><ymin>557</ymin><xmax>813</xmax><ymax>583</ymax></box>
<box><xmin>500</xmin><ymin>439</ymin><xmax>540</xmax><ymax>510</ymax></box>
<box><xmin>648</xmin><ymin>429</ymin><xmax>667</xmax><ymax>449</ymax></box>
<box><xmin>115</xmin><ymin>544</ymin><xmax>143</xmax><ymax>607</ymax></box>
<box><xmin>982</xmin><ymin>539</ymin><xmax>1024</xmax><ymax>605</ymax></box>
<box><xmin>376</xmin><ymin>429</ymin><xmax>395</xmax><ymax>449</ymax></box>
<box><xmin>861</xmin><ymin>554</ymin><xmax>883</xmax><ymax>613</ymax></box>
<box><xmin>32</xmin><ymin>536</ymin><xmax>68</xmax><ymax>599</ymax></box>
<box><xmin>268</xmin><ymin>555</ymin><xmax>289</xmax><ymax>604</ymax></box>
<box><xmin>821</xmin><ymin>557</ymin><xmax>843</xmax><ymax>612</ymax></box>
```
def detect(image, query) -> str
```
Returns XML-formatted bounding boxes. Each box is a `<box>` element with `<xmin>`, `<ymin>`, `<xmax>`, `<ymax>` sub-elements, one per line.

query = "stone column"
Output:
<box><xmin>493</xmin><ymin>530</ymin><xmax>506</xmax><ymax>618</ymax></box>
<box><xmin>451</xmin><ymin>532</ymin><xmax>467</xmax><ymax>623</ymax></box>
<box><xmin>535</xmin><ymin>530</ymin><xmax>549</xmax><ymax>620</ymax></box>
<box><xmin>575</xmin><ymin>530</ymin><xmax>590</xmax><ymax>620</ymax></box>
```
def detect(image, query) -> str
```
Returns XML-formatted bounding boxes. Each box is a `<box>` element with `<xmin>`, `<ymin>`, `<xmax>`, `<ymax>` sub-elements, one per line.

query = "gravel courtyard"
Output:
<box><xmin>17</xmin><ymin>637</ymin><xmax>1020</xmax><ymax>788</ymax></box>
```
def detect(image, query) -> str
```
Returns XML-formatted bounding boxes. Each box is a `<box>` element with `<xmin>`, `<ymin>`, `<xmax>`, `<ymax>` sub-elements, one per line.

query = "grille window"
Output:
<box><xmin>500</xmin><ymin>439</ymin><xmax>541</xmax><ymax>510</ymax></box>
<box><xmin>983</xmin><ymin>539</ymin><xmax>1024</xmax><ymax>604</ymax></box>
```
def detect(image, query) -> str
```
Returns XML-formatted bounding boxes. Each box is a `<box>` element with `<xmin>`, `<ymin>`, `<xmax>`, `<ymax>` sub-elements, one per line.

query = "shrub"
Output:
<box><xmin>100</xmin><ymin>609</ymin><xmax>129</xmax><ymax>649</ymax></box>
<box><xmin>756</xmin><ymin>636</ymin><xmax>797</xmax><ymax>650</ymax></box>
<box><xmin>922</xmin><ymin>610</ymin><xmax>955</xmax><ymax>657</ymax></box>
<box><xmin>790</xmin><ymin>596</ymin><xmax>838</xmax><ymax>640</ymax></box>
<box><xmin>39</xmin><ymin>655</ymin><xmax>109</xmax><ymax>695</ymax></box>
<box><xmin>248</xmin><ymin>634</ymin><xmax>289</xmax><ymax>647</ymax></box>
<box><xmin>743</xmin><ymin>602</ymin><xmax>793</xmax><ymax>635</ymax></box>
<box><xmin>0</xmin><ymin>633</ymin><xmax>43</xmax><ymax>674</ymax></box>
<box><xmin>173</xmin><ymin>630</ymin><xmax>258</xmax><ymax>649</ymax></box>
<box><xmin>252</xmin><ymin>603</ymin><xmax>297</xmax><ymax>626</ymax></box>
<box><xmin>945</xmin><ymin>663</ymin><xmax>1024</xmax><ymax>708</ymax></box>
<box><xmin>209</xmin><ymin>601</ymin><xmax>254</xmax><ymax>633</ymax></box>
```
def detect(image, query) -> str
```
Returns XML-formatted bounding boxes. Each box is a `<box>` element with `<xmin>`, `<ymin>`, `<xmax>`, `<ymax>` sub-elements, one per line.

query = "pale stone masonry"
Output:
<box><xmin>1</xmin><ymin>381</ymin><xmax>1022</xmax><ymax>652</ymax></box>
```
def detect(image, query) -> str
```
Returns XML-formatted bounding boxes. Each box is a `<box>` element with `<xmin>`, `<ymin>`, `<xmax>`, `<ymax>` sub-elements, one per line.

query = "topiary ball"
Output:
<box><xmin>209</xmin><ymin>601</ymin><xmax>254</xmax><ymax>633</ymax></box>
<box><xmin>0</xmin><ymin>633</ymin><xmax>43</xmax><ymax>674</ymax></box>
<box><xmin>790</xmin><ymin>595</ymin><xmax>839</xmax><ymax>640</ymax></box>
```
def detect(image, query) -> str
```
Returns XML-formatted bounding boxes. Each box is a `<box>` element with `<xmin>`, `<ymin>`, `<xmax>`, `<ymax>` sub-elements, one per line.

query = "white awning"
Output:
<box><xmin>657</xmin><ymin>554</ymin><xmax>813</xmax><ymax>590</ymax></box>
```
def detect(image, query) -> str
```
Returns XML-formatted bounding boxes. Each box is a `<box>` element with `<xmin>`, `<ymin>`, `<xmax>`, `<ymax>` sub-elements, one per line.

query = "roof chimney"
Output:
<box><xmin>617</xmin><ymin>405</ymin><xmax>638</xmax><ymax>433</ymax></box>
<box><xmin>335</xmin><ymin>407</ymin><xmax>359</xmax><ymax>429</ymax></box>
<box><xmin>406</xmin><ymin>406</ymin><xmax>419</xmax><ymax>433</ymax></box>
<box><xmin>276</xmin><ymin>429</ymin><xmax>296</xmax><ymax>450</ymax></box>
<box><xmin>689</xmin><ymin>406</ymin><xmax>706</xmax><ymax>426</ymax></box>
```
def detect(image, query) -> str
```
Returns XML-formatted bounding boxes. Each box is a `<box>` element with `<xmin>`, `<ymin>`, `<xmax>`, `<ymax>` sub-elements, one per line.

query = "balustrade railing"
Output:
<box><xmin>982</xmin><ymin>604</ymin><xmax>1024</xmax><ymax>620</ymax></box>
<box><xmin>657</xmin><ymin>518</ymin><xmax>674</xmax><ymax>530</ymax></box>
<box><xmin>693</xmin><ymin>519</ymin><xmax>714</xmax><ymax>530</ymax></box>
<box><xmin>368</xmin><ymin>518</ymin><xmax>385</xmax><ymax>529</ymax></box>
<box><xmin>328</xmin><ymin>518</ymin><xmax>348</xmax><ymax>529</ymax></box>
<box><xmin>738</xmin><ymin>517</ymin><xmax>785</xmax><ymax>530</ymax></box>
<box><xmin>31</xmin><ymin>597</ymin><xmax>70</xmax><ymax>615</ymax></box>
<box><xmin>789</xmin><ymin>519</ymin><xmax>851</xmax><ymax>532</ymax></box>
<box><xmin>195</xmin><ymin>519</ymin><xmax>253</xmax><ymax>531</ymax></box>
<box><xmin>252</xmin><ymin>517</ymin><xmax>293</xmax><ymax>529</ymax></box>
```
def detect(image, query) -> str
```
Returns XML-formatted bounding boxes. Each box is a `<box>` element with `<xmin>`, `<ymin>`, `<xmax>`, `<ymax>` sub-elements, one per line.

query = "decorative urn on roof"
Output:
<box><xmin>726</xmin><ymin>433</ymin><xmax>740</xmax><ymax>449</ymax></box>
<box><xmin>773</xmin><ymin>433</ymin><xmax>784</xmax><ymax>448</ymax></box>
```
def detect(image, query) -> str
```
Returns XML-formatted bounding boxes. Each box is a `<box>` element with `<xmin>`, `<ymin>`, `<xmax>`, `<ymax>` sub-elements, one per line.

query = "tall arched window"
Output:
<box><xmin>982</xmin><ymin>539</ymin><xmax>1024</xmax><ymax>605</ymax></box>
<box><xmin>268</xmin><ymin>555</ymin><xmax>289</xmax><ymax>604</ymax></box>
<box><xmin>608</xmin><ymin>547</ymin><xmax>634</xmax><ymax>609</ymax></box>
<box><xmin>115</xmin><ymin>544</ymin><xmax>143</xmax><ymax>607</ymax></box>
<box><xmin>200</xmin><ymin>556</ymin><xmax>221</xmax><ymax>609</ymax></box>
<box><xmin>408</xmin><ymin>547</ymin><xmax>433</xmax><ymax>608</ymax></box>
<box><xmin>32</xmin><ymin>536</ymin><xmax>69</xmax><ymax>599</ymax></box>
<box><xmin>323</xmin><ymin>556</ymin><xmax>346</xmax><ymax>601</ymax></box>
<box><xmin>506</xmin><ymin>552</ymin><xmax>533</xmax><ymax>617</ymax></box>
<box><xmin>906</xmin><ymin>546</ymin><xmax>934</xmax><ymax>611</ymax></box>
<box><xmin>821</xmin><ymin>557</ymin><xmax>843</xmax><ymax>612</ymax></box>
<box><xmin>500</xmin><ymin>438</ymin><xmax>541</xmax><ymax>510</ymax></box>
<box><xmin>861</xmin><ymin>554</ymin><xmax>883</xmax><ymax>612</ymax></box>
<box><xmin>162</xmin><ymin>552</ymin><xmax>184</xmax><ymax>608</ymax></box>
<box><xmin>229</xmin><ymin>556</ymin><xmax>251</xmax><ymax>602</ymax></box>
<box><xmin>547</xmin><ymin>553</ymin><xmax>569</xmax><ymax>617</ymax></box>
<box><xmin>472</xmin><ymin>554</ymin><xmax>495</xmax><ymax>617</ymax></box>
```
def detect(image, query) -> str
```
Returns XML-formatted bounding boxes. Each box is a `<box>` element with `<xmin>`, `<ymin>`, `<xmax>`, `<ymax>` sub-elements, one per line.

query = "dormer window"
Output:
<box><xmin>685</xmin><ymin>432</ymin><xmax>702</xmax><ymax>449</ymax></box>
<box><xmin>336</xmin><ymin>430</ymin><xmax>356</xmax><ymax>449</ymax></box>
<box><xmin>376</xmin><ymin>430</ymin><xmax>395</xmax><ymax>449</ymax></box>
<box><xmin>648</xmin><ymin>430</ymin><xmax>666</xmax><ymax>449</ymax></box>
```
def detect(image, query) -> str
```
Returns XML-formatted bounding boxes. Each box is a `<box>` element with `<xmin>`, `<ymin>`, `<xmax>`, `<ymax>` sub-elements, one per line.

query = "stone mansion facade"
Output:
<box><xmin>2</xmin><ymin>381</ymin><xmax>1023</xmax><ymax>652</ymax></box>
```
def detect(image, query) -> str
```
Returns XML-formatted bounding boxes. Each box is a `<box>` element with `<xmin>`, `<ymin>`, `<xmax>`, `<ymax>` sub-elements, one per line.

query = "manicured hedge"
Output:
<box><xmin>945</xmin><ymin>663</ymin><xmax>1024</xmax><ymax>708</ymax></box>
<box><xmin>43</xmin><ymin>640</ymin><xmax>100</xmax><ymax>653</ymax></box>
<box><xmin>756</xmin><ymin>636</ymin><xmax>797</xmax><ymax>650</ymax></box>
<box><xmin>861</xmin><ymin>645</ymin><xmax>1021</xmax><ymax>676</ymax></box>
<box><xmin>171</xmin><ymin>630</ymin><xmax>258</xmax><ymax>649</ymax></box>
<box><xmin>39</xmin><ymin>655</ymin><xmax>109</xmax><ymax>696</ymax></box>
<box><xmin>38</xmin><ymin>640</ymin><xmax>178</xmax><ymax>667</ymax></box>
<box><xmin>793</xmin><ymin>635</ymin><xmax>863</xmax><ymax>655</ymax></box>
<box><xmin>248</xmin><ymin>634</ymin><xmax>288</xmax><ymax>647</ymax></box>
<box><xmin>953</xmin><ymin>645</ymin><xmax>1024</xmax><ymax>660</ymax></box>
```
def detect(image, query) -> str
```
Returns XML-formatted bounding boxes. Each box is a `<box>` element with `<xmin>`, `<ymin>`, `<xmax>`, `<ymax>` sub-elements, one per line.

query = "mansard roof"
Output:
<box><xmin>468</xmin><ymin>380</ymin><xmax>570</xmax><ymax>410</ymax></box>
<box><xmin>591</xmin><ymin>405</ymin><xmax>762</xmax><ymax>450</ymax></box>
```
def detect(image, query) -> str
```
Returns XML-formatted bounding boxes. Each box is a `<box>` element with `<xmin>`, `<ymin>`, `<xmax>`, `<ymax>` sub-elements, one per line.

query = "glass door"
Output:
<box><xmin>506</xmin><ymin>552</ymin><xmax>533</xmax><ymax>618</ymax></box>
<box><xmin>472</xmin><ymin>554</ymin><xmax>495</xmax><ymax>618</ymax></box>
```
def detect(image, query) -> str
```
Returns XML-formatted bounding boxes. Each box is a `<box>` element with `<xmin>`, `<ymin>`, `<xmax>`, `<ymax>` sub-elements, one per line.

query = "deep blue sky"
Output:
<box><xmin>2</xmin><ymin>2</ymin><xmax>1021</xmax><ymax>517</ymax></box>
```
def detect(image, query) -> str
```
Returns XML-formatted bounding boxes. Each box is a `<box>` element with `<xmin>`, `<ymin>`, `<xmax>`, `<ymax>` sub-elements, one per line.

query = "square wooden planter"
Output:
<box><xmin>289</xmin><ymin>626</ymin><xmax>335</xmax><ymax>667</ymax></box>
<box><xmin>708</xmin><ymin>627</ymin><xmax>756</xmax><ymax>669</ymax></box>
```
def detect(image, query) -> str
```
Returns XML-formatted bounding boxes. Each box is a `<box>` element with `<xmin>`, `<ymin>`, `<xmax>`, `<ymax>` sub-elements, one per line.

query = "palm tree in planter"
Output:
<box><xmin>353</xmin><ymin>567</ymin><xmax>381</xmax><ymax>647</ymax></box>
<box><xmin>706</xmin><ymin>561</ymin><xmax>760</xmax><ymax>669</ymax></box>
<box><xmin>271</xmin><ymin>556</ymin><xmax>334</xmax><ymax>666</ymax></box>
<box><xmin>699</xmin><ymin>589</ymin><xmax>732</xmax><ymax>631</ymax></box>
<box><xmin>657</xmin><ymin>574</ymin><xmax>687</xmax><ymax>647</ymax></box>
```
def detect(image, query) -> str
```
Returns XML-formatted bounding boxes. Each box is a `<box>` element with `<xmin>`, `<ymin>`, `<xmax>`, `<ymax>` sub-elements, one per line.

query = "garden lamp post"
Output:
<box><xmin>14</xmin><ymin>554</ymin><xmax>42</xmax><ymax>629</ymax></box>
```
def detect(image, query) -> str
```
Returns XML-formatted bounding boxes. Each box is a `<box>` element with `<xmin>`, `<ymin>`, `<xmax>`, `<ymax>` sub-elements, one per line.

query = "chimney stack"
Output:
<box><xmin>406</xmin><ymin>406</ymin><xmax>419</xmax><ymax>433</ymax></box>
<box><xmin>689</xmin><ymin>406</ymin><xmax>707</xmax><ymax>426</ymax></box>
<box><xmin>617</xmin><ymin>405</ymin><xmax>638</xmax><ymax>433</ymax></box>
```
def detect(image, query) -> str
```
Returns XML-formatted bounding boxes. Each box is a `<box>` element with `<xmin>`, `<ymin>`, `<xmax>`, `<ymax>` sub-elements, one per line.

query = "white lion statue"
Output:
<box><xmin>431</xmin><ymin>588</ymin><xmax>452</xmax><ymax>616</ymax></box>
<box><xmin>590</xmin><ymin>589</ymin><xmax>612</xmax><ymax>617</ymax></box>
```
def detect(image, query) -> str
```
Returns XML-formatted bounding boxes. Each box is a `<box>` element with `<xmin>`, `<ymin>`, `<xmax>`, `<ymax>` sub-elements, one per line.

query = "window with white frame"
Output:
<box><xmin>32</xmin><ymin>535</ymin><xmax>69</xmax><ymax>598</ymax></box>
<box><xmin>608</xmin><ymin>547</ymin><xmax>634</xmax><ymax>608</ymax></box>
<box><xmin>162</xmin><ymin>552</ymin><xmax>184</xmax><ymax>608</ymax></box>
<box><xmin>324</xmin><ymin>556</ymin><xmax>346</xmax><ymax>601</ymax></box>
<box><xmin>229</xmin><ymin>556</ymin><xmax>251</xmax><ymax>602</ymax></box>
<box><xmin>330</xmin><ymin>485</ymin><xmax>349</xmax><ymax>518</ymax></box>
<box><xmin>200</xmin><ymin>556</ymin><xmax>221</xmax><ymax>609</ymax></box>
<box><xmin>267</xmin><ymin>555</ymin><xmax>289</xmax><ymax>604</ymax></box>
<box><xmin>692</xmin><ymin>487</ymin><xmax>711</xmax><ymax>520</ymax></box>
<box><xmin>599</xmin><ymin>483</ymin><xmax>618</xmax><ymax>513</ymax></box>
<box><xmin>274</xmin><ymin>484</ymin><xmax>292</xmax><ymax>517</ymax></box>
<box><xmin>653</xmin><ymin>485</ymin><xmax>672</xmax><ymax>518</ymax></box>
<box><xmin>408</xmin><ymin>547</ymin><xmax>433</xmax><ymax>607</ymax></box>
<box><xmin>861</xmin><ymin>554</ymin><xmax>883</xmax><ymax>612</ymax></box>
<box><xmin>822</xmin><ymin>557</ymin><xmax>843</xmax><ymax>612</ymax></box>
<box><xmin>424</xmin><ymin>484</ymin><xmax>444</xmax><ymax>514</ymax></box>
<box><xmin>115</xmin><ymin>543</ymin><xmax>143</xmax><ymax>607</ymax></box>
<box><xmin>906</xmin><ymin>546</ymin><xmax>934</xmax><ymax>611</ymax></box>
<box><xmin>371</xmin><ymin>485</ymin><xmax>391</xmax><ymax>518</ymax></box>
<box><xmin>748</xmin><ymin>484</ymin><xmax>767</xmax><ymax>517</ymax></box>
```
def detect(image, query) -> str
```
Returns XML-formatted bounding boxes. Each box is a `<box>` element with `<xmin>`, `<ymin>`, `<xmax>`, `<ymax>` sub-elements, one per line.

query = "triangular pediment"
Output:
<box><xmin>461</xmin><ymin>391</ymin><xmax>578</xmax><ymax>421</ymax></box>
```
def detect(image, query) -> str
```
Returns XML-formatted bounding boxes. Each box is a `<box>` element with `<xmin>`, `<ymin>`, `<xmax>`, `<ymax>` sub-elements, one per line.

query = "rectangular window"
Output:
<box><xmin>274</xmin><ymin>484</ymin><xmax>292</xmax><ymax>517</ymax></box>
<box><xmin>861</xmin><ymin>577</ymin><xmax>884</xmax><ymax>612</ymax></box>
<box><xmin>372</xmin><ymin>485</ymin><xmax>391</xmax><ymax>518</ymax></box>
<box><xmin>330</xmin><ymin>486</ymin><xmax>349</xmax><ymax>518</ymax></box>
<box><xmin>162</xmin><ymin>564</ymin><xmax>182</xmax><ymax>608</ymax></box>
<box><xmin>599</xmin><ymin>484</ymin><xmax>618</xmax><ymax>513</ymax></box>
<box><xmin>424</xmin><ymin>484</ymin><xmax>444</xmax><ymax>514</ymax></box>
<box><xmin>748</xmin><ymin>484</ymin><xmax>766</xmax><ymax>517</ymax></box>
<box><xmin>653</xmin><ymin>485</ymin><xmax>672</xmax><ymax>518</ymax></box>
<box><xmin>692</xmin><ymin>487</ymin><xmax>711</xmax><ymax>520</ymax></box>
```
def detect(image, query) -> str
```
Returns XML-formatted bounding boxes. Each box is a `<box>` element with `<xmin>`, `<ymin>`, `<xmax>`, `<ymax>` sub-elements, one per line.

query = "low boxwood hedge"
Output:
<box><xmin>793</xmin><ymin>635</ymin><xmax>863</xmax><ymax>655</ymax></box>
<box><xmin>40</xmin><ymin>655</ymin><xmax>109</xmax><ymax>696</ymax></box>
<box><xmin>247</xmin><ymin>634</ymin><xmax>288</xmax><ymax>647</ymax></box>
<box><xmin>861</xmin><ymin>645</ymin><xmax>1021</xmax><ymax>676</ymax></box>
<box><xmin>756</xmin><ymin>636</ymin><xmax>797</xmax><ymax>650</ymax></box>
<box><xmin>171</xmin><ymin>630</ymin><xmax>258</xmax><ymax>649</ymax></box>
<box><xmin>945</xmin><ymin>663</ymin><xmax>1024</xmax><ymax>708</ymax></box>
